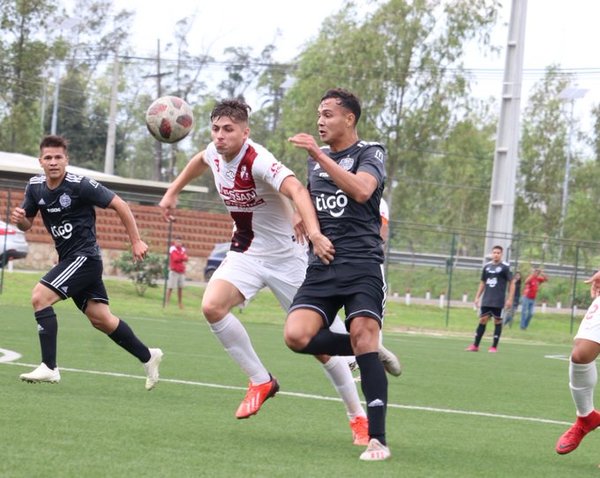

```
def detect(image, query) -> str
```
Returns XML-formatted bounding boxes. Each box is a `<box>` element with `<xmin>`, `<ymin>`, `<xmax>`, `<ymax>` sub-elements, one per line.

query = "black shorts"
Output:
<box><xmin>40</xmin><ymin>256</ymin><xmax>109</xmax><ymax>312</ymax></box>
<box><xmin>290</xmin><ymin>262</ymin><xmax>386</xmax><ymax>329</ymax></box>
<box><xmin>480</xmin><ymin>306</ymin><xmax>503</xmax><ymax>320</ymax></box>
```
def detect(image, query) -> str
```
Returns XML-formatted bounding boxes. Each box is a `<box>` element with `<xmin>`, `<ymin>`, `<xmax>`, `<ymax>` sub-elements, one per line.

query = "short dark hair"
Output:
<box><xmin>492</xmin><ymin>245</ymin><xmax>503</xmax><ymax>252</ymax></box>
<box><xmin>210</xmin><ymin>99</ymin><xmax>252</xmax><ymax>124</ymax></box>
<box><xmin>40</xmin><ymin>135</ymin><xmax>68</xmax><ymax>152</ymax></box>
<box><xmin>321</xmin><ymin>88</ymin><xmax>361</xmax><ymax>124</ymax></box>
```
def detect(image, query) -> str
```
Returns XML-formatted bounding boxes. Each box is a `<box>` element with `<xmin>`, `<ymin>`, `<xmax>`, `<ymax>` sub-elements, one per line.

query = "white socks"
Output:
<box><xmin>209</xmin><ymin>313</ymin><xmax>270</xmax><ymax>385</ymax></box>
<box><xmin>322</xmin><ymin>355</ymin><xmax>366</xmax><ymax>419</ymax></box>
<box><xmin>569</xmin><ymin>359</ymin><xmax>597</xmax><ymax>417</ymax></box>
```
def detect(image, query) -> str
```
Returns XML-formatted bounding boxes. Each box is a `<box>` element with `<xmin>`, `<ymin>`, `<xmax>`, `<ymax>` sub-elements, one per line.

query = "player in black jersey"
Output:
<box><xmin>465</xmin><ymin>245</ymin><xmax>515</xmax><ymax>353</ymax></box>
<box><xmin>10</xmin><ymin>135</ymin><xmax>163</xmax><ymax>389</ymax></box>
<box><xmin>284</xmin><ymin>88</ymin><xmax>396</xmax><ymax>461</ymax></box>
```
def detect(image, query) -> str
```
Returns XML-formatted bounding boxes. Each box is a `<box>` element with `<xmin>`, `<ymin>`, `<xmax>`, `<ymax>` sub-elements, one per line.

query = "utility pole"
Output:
<box><xmin>142</xmin><ymin>39</ymin><xmax>173</xmax><ymax>181</ymax></box>
<box><xmin>484</xmin><ymin>0</ymin><xmax>528</xmax><ymax>260</ymax></box>
<box><xmin>50</xmin><ymin>62</ymin><xmax>61</xmax><ymax>135</ymax></box>
<box><xmin>557</xmin><ymin>86</ymin><xmax>587</xmax><ymax>262</ymax></box>
<box><xmin>104</xmin><ymin>49</ymin><xmax>119</xmax><ymax>175</ymax></box>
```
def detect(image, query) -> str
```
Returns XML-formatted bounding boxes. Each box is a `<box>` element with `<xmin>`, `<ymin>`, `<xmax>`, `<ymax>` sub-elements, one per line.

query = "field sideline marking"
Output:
<box><xmin>2</xmin><ymin>359</ymin><xmax>571</xmax><ymax>427</ymax></box>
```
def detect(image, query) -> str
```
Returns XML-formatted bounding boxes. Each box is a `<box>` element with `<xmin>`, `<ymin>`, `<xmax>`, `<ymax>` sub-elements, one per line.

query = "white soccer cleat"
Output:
<box><xmin>143</xmin><ymin>348</ymin><xmax>163</xmax><ymax>390</ymax></box>
<box><xmin>359</xmin><ymin>438</ymin><xmax>391</xmax><ymax>461</ymax></box>
<box><xmin>378</xmin><ymin>344</ymin><xmax>402</xmax><ymax>377</ymax></box>
<box><xmin>20</xmin><ymin>363</ymin><xmax>61</xmax><ymax>383</ymax></box>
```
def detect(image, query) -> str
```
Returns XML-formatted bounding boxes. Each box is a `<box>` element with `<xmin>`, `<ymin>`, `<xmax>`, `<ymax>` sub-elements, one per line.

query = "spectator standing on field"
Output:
<box><xmin>166</xmin><ymin>236</ymin><xmax>188</xmax><ymax>309</ymax></box>
<box><xmin>465</xmin><ymin>245</ymin><xmax>514</xmax><ymax>353</ymax></box>
<box><xmin>503</xmin><ymin>271</ymin><xmax>522</xmax><ymax>328</ymax></box>
<box><xmin>520</xmin><ymin>268</ymin><xmax>548</xmax><ymax>330</ymax></box>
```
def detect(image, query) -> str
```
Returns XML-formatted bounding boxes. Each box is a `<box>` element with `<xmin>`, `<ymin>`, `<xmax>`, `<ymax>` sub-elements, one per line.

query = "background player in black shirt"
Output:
<box><xmin>465</xmin><ymin>245</ymin><xmax>515</xmax><ymax>353</ymax></box>
<box><xmin>11</xmin><ymin>135</ymin><xmax>163</xmax><ymax>389</ymax></box>
<box><xmin>284</xmin><ymin>88</ymin><xmax>396</xmax><ymax>461</ymax></box>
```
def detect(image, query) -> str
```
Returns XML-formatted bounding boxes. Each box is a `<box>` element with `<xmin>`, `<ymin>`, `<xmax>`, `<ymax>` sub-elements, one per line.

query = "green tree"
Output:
<box><xmin>0</xmin><ymin>0</ymin><xmax>56</xmax><ymax>153</ymax></box>
<box><xmin>516</xmin><ymin>66</ymin><xmax>573</xmax><ymax>239</ymax></box>
<box><xmin>112</xmin><ymin>250</ymin><xmax>164</xmax><ymax>297</ymax></box>
<box><xmin>278</xmin><ymin>0</ymin><xmax>501</xmax><ymax>217</ymax></box>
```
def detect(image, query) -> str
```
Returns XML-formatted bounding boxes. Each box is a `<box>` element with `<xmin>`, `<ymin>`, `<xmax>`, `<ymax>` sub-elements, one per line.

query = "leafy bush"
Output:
<box><xmin>112</xmin><ymin>250</ymin><xmax>165</xmax><ymax>296</ymax></box>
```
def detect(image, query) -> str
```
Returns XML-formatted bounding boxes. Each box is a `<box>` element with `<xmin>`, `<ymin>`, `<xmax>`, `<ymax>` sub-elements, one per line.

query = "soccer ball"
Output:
<box><xmin>145</xmin><ymin>96</ymin><xmax>194</xmax><ymax>143</ymax></box>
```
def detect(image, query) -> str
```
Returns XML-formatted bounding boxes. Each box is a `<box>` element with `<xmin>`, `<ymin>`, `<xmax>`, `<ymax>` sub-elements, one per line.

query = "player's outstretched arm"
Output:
<box><xmin>159</xmin><ymin>150</ymin><xmax>209</xmax><ymax>222</ymax></box>
<box><xmin>279</xmin><ymin>176</ymin><xmax>335</xmax><ymax>265</ymax></box>
<box><xmin>108</xmin><ymin>195</ymin><xmax>148</xmax><ymax>262</ymax></box>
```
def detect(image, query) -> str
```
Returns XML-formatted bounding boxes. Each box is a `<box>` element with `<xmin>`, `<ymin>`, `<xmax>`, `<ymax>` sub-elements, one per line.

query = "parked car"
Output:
<box><xmin>203</xmin><ymin>241</ymin><xmax>230</xmax><ymax>281</ymax></box>
<box><xmin>0</xmin><ymin>220</ymin><xmax>29</xmax><ymax>267</ymax></box>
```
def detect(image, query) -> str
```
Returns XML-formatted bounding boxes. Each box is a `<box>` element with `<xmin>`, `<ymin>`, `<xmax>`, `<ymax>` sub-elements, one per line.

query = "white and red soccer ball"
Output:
<box><xmin>145</xmin><ymin>95</ymin><xmax>194</xmax><ymax>143</ymax></box>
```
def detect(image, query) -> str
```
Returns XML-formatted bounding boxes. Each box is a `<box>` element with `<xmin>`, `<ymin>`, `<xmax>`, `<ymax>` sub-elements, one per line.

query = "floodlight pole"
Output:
<box><xmin>557</xmin><ymin>87</ymin><xmax>587</xmax><ymax>262</ymax></box>
<box><xmin>104</xmin><ymin>48</ymin><xmax>119</xmax><ymax>175</ymax></box>
<box><xmin>484</xmin><ymin>0</ymin><xmax>527</xmax><ymax>259</ymax></box>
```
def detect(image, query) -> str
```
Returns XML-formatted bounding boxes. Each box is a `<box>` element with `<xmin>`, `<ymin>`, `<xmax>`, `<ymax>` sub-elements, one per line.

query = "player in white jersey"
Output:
<box><xmin>556</xmin><ymin>270</ymin><xmax>600</xmax><ymax>454</ymax></box>
<box><xmin>159</xmin><ymin>99</ymin><xmax>370</xmax><ymax>444</ymax></box>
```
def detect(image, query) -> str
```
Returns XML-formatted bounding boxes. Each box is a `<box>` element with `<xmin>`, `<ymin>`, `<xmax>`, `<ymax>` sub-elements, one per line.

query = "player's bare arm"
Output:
<box><xmin>291</xmin><ymin>210</ymin><xmax>308</xmax><ymax>245</ymax></box>
<box><xmin>288</xmin><ymin>133</ymin><xmax>377</xmax><ymax>203</ymax></box>
<box><xmin>109</xmin><ymin>195</ymin><xmax>148</xmax><ymax>262</ymax></box>
<box><xmin>505</xmin><ymin>278</ymin><xmax>516</xmax><ymax>309</ymax></box>
<box><xmin>10</xmin><ymin>207</ymin><xmax>34</xmax><ymax>232</ymax></box>
<box><xmin>279</xmin><ymin>175</ymin><xmax>335</xmax><ymax>265</ymax></box>
<box><xmin>159</xmin><ymin>150</ymin><xmax>209</xmax><ymax>221</ymax></box>
<box><xmin>585</xmin><ymin>270</ymin><xmax>600</xmax><ymax>298</ymax></box>
<box><xmin>474</xmin><ymin>281</ymin><xmax>485</xmax><ymax>308</ymax></box>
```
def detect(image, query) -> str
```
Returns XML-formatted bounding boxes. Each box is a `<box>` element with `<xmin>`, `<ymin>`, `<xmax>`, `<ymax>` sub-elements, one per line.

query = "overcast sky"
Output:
<box><xmin>108</xmin><ymin>0</ymin><xmax>600</xmax><ymax>132</ymax></box>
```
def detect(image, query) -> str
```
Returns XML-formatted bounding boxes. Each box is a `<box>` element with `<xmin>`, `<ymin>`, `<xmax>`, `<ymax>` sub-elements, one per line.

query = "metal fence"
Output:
<box><xmin>386</xmin><ymin>220</ymin><xmax>600</xmax><ymax>333</ymax></box>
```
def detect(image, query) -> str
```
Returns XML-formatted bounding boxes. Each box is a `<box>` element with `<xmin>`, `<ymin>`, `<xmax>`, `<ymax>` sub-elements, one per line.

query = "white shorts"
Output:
<box><xmin>210</xmin><ymin>250</ymin><xmax>307</xmax><ymax>311</ymax></box>
<box><xmin>168</xmin><ymin>271</ymin><xmax>185</xmax><ymax>289</ymax></box>
<box><xmin>575</xmin><ymin>297</ymin><xmax>600</xmax><ymax>343</ymax></box>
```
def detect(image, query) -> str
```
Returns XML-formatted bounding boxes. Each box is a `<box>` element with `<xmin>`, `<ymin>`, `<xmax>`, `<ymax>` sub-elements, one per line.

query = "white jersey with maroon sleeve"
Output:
<box><xmin>204</xmin><ymin>139</ymin><xmax>300</xmax><ymax>258</ymax></box>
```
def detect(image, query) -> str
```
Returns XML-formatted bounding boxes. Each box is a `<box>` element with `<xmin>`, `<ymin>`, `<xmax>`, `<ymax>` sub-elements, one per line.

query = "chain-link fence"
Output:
<box><xmin>385</xmin><ymin>221</ymin><xmax>600</xmax><ymax>333</ymax></box>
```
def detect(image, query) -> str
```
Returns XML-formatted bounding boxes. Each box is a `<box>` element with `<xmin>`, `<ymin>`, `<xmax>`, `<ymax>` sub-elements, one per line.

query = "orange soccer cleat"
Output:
<box><xmin>235</xmin><ymin>374</ymin><xmax>280</xmax><ymax>419</ymax></box>
<box><xmin>350</xmin><ymin>416</ymin><xmax>370</xmax><ymax>446</ymax></box>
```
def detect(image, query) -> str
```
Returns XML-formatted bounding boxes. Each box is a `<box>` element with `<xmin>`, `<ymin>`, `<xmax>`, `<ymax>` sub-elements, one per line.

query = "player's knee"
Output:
<box><xmin>201</xmin><ymin>298</ymin><xmax>227</xmax><ymax>322</ymax></box>
<box><xmin>571</xmin><ymin>349</ymin><xmax>596</xmax><ymax>365</ymax></box>
<box><xmin>31</xmin><ymin>290</ymin><xmax>53</xmax><ymax>311</ymax></box>
<box><xmin>283</xmin><ymin>326</ymin><xmax>310</xmax><ymax>352</ymax></box>
<box><xmin>283</xmin><ymin>329</ymin><xmax>302</xmax><ymax>352</ymax></box>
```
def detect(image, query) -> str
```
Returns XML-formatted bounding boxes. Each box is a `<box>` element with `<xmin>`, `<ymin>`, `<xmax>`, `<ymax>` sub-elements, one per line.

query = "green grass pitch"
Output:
<box><xmin>1</xmin><ymin>272</ymin><xmax>599</xmax><ymax>477</ymax></box>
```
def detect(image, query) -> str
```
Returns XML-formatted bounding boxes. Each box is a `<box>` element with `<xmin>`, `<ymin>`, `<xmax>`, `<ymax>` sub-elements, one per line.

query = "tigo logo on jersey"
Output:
<box><xmin>50</xmin><ymin>222</ymin><xmax>74</xmax><ymax>239</ymax></box>
<box><xmin>315</xmin><ymin>189</ymin><xmax>348</xmax><ymax>218</ymax></box>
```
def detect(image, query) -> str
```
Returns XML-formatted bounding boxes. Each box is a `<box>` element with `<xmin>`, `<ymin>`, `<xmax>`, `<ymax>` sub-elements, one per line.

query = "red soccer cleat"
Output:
<box><xmin>350</xmin><ymin>416</ymin><xmax>369</xmax><ymax>446</ymax></box>
<box><xmin>556</xmin><ymin>410</ymin><xmax>600</xmax><ymax>454</ymax></box>
<box><xmin>235</xmin><ymin>374</ymin><xmax>279</xmax><ymax>419</ymax></box>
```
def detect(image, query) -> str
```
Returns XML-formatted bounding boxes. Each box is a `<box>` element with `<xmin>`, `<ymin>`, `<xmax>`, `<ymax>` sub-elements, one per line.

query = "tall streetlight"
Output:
<box><xmin>50</xmin><ymin>18</ymin><xmax>80</xmax><ymax>135</ymax></box>
<box><xmin>557</xmin><ymin>86</ymin><xmax>587</xmax><ymax>262</ymax></box>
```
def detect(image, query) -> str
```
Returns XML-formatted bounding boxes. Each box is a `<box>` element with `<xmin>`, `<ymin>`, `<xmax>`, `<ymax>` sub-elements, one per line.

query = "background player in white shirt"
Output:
<box><xmin>159</xmin><ymin>99</ymin><xmax>370</xmax><ymax>444</ymax></box>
